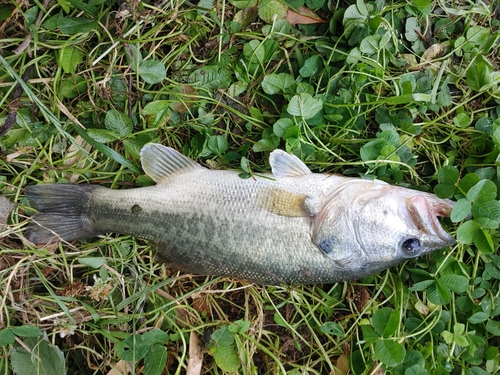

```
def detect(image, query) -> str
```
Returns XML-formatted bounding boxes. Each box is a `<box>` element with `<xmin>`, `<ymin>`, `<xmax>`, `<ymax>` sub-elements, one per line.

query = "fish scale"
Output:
<box><xmin>25</xmin><ymin>144</ymin><xmax>456</xmax><ymax>285</ymax></box>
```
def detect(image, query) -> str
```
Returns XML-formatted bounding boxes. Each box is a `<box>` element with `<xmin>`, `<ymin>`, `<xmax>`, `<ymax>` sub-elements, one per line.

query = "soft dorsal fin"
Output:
<box><xmin>140</xmin><ymin>143</ymin><xmax>204</xmax><ymax>183</ymax></box>
<box><xmin>269</xmin><ymin>150</ymin><xmax>312</xmax><ymax>178</ymax></box>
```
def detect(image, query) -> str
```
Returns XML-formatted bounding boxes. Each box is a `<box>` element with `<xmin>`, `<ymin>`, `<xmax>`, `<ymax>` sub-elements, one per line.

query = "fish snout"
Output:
<box><xmin>406</xmin><ymin>195</ymin><xmax>456</xmax><ymax>247</ymax></box>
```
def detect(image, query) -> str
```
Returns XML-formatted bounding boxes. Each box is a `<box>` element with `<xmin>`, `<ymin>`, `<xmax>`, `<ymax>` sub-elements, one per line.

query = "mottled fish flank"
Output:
<box><xmin>25</xmin><ymin>144</ymin><xmax>456</xmax><ymax>285</ymax></box>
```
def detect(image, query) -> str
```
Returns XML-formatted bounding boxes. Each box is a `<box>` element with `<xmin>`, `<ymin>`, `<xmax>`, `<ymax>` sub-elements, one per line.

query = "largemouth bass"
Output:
<box><xmin>25</xmin><ymin>144</ymin><xmax>455</xmax><ymax>285</ymax></box>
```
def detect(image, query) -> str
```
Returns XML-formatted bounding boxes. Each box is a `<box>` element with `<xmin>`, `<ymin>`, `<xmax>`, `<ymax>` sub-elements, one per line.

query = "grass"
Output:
<box><xmin>0</xmin><ymin>0</ymin><xmax>500</xmax><ymax>374</ymax></box>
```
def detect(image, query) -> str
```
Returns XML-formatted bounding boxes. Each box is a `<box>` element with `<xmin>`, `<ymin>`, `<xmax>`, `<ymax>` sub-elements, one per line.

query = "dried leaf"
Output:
<box><xmin>330</xmin><ymin>354</ymin><xmax>349</xmax><ymax>375</ymax></box>
<box><xmin>421</xmin><ymin>43</ymin><xmax>446</xmax><ymax>62</ymax></box>
<box><xmin>106</xmin><ymin>360</ymin><xmax>132</xmax><ymax>375</ymax></box>
<box><xmin>285</xmin><ymin>6</ymin><xmax>325</xmax><ymax>25</ymax></box>
<box><xmin>64</xmin><ymin>136</ymin><xmax>92</xmax><ymax>183</ymax></box>
<box><xmin>186</xmin><ymin>331</ymin><xmax>203</xmax><ymax>375</ymax></box>
<box><xmin>0</xmin><ymin>196</ymin><xmax>15</xmax><ymax>232</ymax></box>
<box><xmin>155</xmin><ymin>288</ymin><xmax>189</xmax><ymax>326</ymax></box>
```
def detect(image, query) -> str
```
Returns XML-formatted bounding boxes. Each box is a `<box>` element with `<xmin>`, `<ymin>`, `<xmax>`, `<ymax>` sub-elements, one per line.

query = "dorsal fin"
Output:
<box><xmin>269</xmin><ymin>150</ymin><xmax>312</xmax><ymax>178</ymax></box>
<box><xmin>140</xmin><ymin>144</ymin><xmax>204</xmax><ymax>183</ymax></box>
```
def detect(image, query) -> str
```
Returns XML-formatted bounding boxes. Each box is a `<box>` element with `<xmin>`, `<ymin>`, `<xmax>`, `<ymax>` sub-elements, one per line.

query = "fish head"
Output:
<box><xmin>312</xmin><ymin>181</ymin><xmax>455</xmax><ymax>278</ymax></box>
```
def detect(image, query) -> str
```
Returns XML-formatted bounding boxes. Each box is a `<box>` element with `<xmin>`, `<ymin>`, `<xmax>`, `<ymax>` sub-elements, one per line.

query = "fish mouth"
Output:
<box><xmin>406</xmin><ymin>195</ymin><xmax>456</xmax><ymax>247</ymax></box>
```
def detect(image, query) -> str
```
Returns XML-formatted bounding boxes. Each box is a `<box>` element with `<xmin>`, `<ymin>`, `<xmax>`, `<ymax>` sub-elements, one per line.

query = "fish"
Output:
<box><xmin>24</xmin><ymin>143</ymin><xmax>456</xmax><ymax>285</ymax></box>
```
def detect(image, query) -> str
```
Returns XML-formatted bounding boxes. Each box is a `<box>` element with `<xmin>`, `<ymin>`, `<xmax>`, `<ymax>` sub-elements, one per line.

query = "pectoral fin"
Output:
<box><xmin>255</xmin><ymin>187</ymin><xmax>310</xmax><ymax>216</ymax></box>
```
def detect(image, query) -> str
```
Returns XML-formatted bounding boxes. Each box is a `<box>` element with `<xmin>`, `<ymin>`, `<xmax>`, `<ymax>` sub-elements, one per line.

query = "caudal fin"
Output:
<box><xmin>25</xmin><ymin>184</ymin><xmax>102</xmax><ymax>244</ymax></box>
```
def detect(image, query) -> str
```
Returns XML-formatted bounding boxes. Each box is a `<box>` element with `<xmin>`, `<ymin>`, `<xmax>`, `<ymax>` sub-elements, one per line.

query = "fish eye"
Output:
<box><xmin>401</xmin><ymin>238</ymin><xmax>421</xmax><ymax>256</ymax></box>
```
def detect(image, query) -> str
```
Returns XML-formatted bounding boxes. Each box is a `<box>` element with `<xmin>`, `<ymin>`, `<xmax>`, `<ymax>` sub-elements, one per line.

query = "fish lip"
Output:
<box><xmin>406</xmin><ymin>195</ymin><xmax>456</xmax><ymax>247</ymax></box>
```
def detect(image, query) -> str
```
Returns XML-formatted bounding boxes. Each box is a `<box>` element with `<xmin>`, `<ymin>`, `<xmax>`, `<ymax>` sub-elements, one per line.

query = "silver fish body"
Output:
<box><xmin>25</xmin><ymin>144</ymin><xmax>455</xmax><ymax>285</ymax></box>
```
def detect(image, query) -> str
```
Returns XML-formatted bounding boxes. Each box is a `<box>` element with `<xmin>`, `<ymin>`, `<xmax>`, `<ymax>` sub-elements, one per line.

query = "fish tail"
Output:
<box><xmin>25</xmin><ymin>184</ymin><xmax>102</xmax><ymax>244</ymax></box>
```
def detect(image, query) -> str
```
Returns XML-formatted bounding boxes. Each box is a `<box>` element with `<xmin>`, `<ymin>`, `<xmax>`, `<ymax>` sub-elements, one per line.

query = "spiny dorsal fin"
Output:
<box><xmin>140</xmin><ymin>144</ymin><xmax>204</xmax><ymax>183</ymax></box>
<box><xmin>269</xmin><ymin>150</ymin><xmax>312</xmax><ymax>178</ymax></box>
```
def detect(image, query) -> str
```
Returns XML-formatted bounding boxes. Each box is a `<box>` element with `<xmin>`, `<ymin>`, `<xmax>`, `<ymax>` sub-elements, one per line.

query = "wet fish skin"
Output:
<box><xmin>25</xmin><ymin>144</ymin><xmax>455</xmax><ymax>285</ymax></box>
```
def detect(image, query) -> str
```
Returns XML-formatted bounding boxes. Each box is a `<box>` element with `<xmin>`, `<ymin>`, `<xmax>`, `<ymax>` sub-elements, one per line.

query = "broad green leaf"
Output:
<box><xmin>138</xmin><ymin>59</ymin><xmax>166</xmax><ymax>84</ymax></box>
<box><xmin>25</xmin><ymin>7</ymin><xmax>39</xmax><ymax>27</ymax></box>
<box><xmin>283</xmin><ymin>125</ymin><xmax>300</xmax><ymax>140</ymax></box>
<box><xmin>486</xmin><ymin>319</ymin><xmax>500</xmax><ymax>336</ymax></box>
<box><xmin>438</xmin><ymin>165</ymin><xmax>459</xmax><ymax>185</ymax></box>
<box><xmin>471</xmin><ymin>200</ymin><xmax>500</xmax><ymax>222</ymax></box>
<box><xmin>59</xmin><ymin>76</ymin><xmax>87</xmax><ymax>99</ymax></box>
<box><xmin>67</xmin><ymin>0</ymin><xmax>98</xmax><ymax>17</ymax></box>
<box><xmin>119</xmin><ymin>334</ymin><xmax>150</xmax><ymax>361</ymax></box>
<box><xmin>485</xmin><ymin>259</ymin><xmax>500</xmax><ymax>279</ymax></box>
<box><xmin>10</xmin><ymin>326</ymin><xmax>43</xmax><ymax>338</ymax></box>
<box><xmin>240</xmin><ymin>157</ymin><xmax>250</xmax><ymax>173</ymax></box>
<box><xmin>319</xmin><ymin>322</ymin><xmax>344</xmax><ymax>336</ymax></box>
<box><xmin>143</xmin><ymin>100</ymin><xmax>171</xmax><ymax>115</ymax></box>
<box><xmin>361</xmin><ymin>325</ymin><xmax>380</xmax><ymax>344</ymax></box>
<box><xmin>125</xmin><ymin>44</ymin><xmax>142</xmax><ymax>71</ymax></box>
<box><xmin>262</xmin><ymin>73</ymin><xmax>295</xmax><ymax>94</ymax></box>
<box><xmin>374</xmin><ymin>339</ymin><xmax>406</xmax><ymax>366</ymax></box>
<box><xmin>467</xmin><ymin>179</ymin><xmax>497</xmax><ymax>203</ymax></box>
<box><xmin>476</xmin><ymin>117</ymin><xmax>493</xmax><ymax>135</ymax></box>
<box><xmin>105</xmin><ymin>109</ymin><xmax>133</xmax><ymax>138</ymax></box>
<box><xmin>78</xmin><ymin>257</ymin><xmax>107</xmax><ymax>268</ymax></box>
<box><xmin>359</xmin><ymin>34</ymin><xmax>381</xmax><ymax>54</ymax></box>
<box><xmin>228</xmin><ymin>0</ymin><xmax>254</xmax><ymax>8</ymax></box>
<box><xmin>253</xmin><ymin>136</ymin><xmax>279</xmax><ymax>152</ymax></box>
<box><xmin>405</xmin><ymin>17</ymin><xmax>420</xmax><ymax>42</ymax></box>
<box><xmin>466</xmin><ymin>26</ymin><xmax>490</xmax><ymax>46</ymax></box>
<box><xmin>0</xmin><ymin>328</ymin><xmax>15</xmax><ymax>346</ymax></box>
<box><xmin>493</xmin><ymin>126</ymin><xmax>500</xmax><ymax>148</ymax></box>
<box><xmin>71</xmin><ymin>124</ymin><xmax>140</xmax><ymax>173</ymax></box>
<box><xmin>229</xmin><ymin>320</ymin><xmax>251</xmax><ymax>334</ymax></box>
<box><xmin>296</xmin><ymin>82</ymin><xmax>315</xmax><ymax>95</ymax></box>
<box><xmin>411</xmin><ymin>0</ymin><xmax>431</xmax><ymax>14</ymax></box>
<box><xmin>143</xmin><ymin>344</ymin><xmax>167</xmax><ymax>375</ymax></box>
<box><xmin>410</xmin><ymin>279</ymin><xmax>435</xmax><ymax>291</ymax></box>
<box><xmin>406</xmin><ymin>365</ymin><xmax>428</xmax><ymax>375</ymax></box>
<box><xmin>87</xmin><ymin>128</ymin><xmax>120</xmax><ymax>143</ymax></box>
<box><xmin>58</xmin><ymin>17</ymin><xmax>97</xmax><ymax>34</ymax></box>
<box><xmin>435</xmin><ymin>183</ymin><xmax>456</xmax><ymax>199</ymax></box>
<box><xmin>466</xmin><ymin>63</ymin><xmax>492</xmax><ymax>92</ymax></box>
<box><xmin>142</xmin><ymin>329</ymin><xmax>169</xmax><ymax>344</ymax></box>
<box><xmin>59</xmin><ymin>47</ymin><xmax>83</xmax><ymax>74</ymax></box>
<box><xmin>382</xmin><ymin>310</ymin><xmax>401</xmax><ymax>338</ymax></box>
<box><xmin>474</xmin><ymin>228</ymin><xmax>495</xmax><ymax>254</ymax></box>
<box><xmin>459</xmin><ymin>173</ymin><xmax>481</xmax><ymax>194</ymax></box>
<box><xmin>258</xmin><ymin>0</ymin><xmax>287</xmax><ymax>23</ymax></box>
<box><xmin>207</xmin><ymin>135</ymin><xmax>228</xmax><ymax>155</ymax></box>
<box><xmin>0</xmin><ymin>5</ymin><xmax>14</xmax><ymax>22</ymax></box>
<box><xmin>243</xmin><ymin>40</ymin><xmax>266</xmax><ymax>64</ymax></box>
<box><xmin>439</xmin><ymin>275</ymin><xmax>469</xmax><ymax>293</ymax></box>
<box><xmin>456</xmin><ymin>220</ymin><xmax>478</xmax><ymax>244</ymax></box>
<box><xmin>273</xmin><ymin>118</ymin><xmax>294</xmax><ymax>137</ymax></box>
<box><xmin>10</xmin><ymin>337</ymin><xmax>66</xmax><ymax>375</ymax></box>
<box><xmin>468</xmin><ymin>312</ymin><xmax>489</xmax><ymax>324</ymax></box>
<box><xmin>262</xmin><ymin>19</ymin><xmax>291</xmax><ymax>37</ymax></box>
<box><xmin>427</xmin><ymin>279</ymin><xmax>451</xmax><ymax>305</ymax></box>
<box><xmin>466</xmin><ymin>367</ymin><xmax>491</xmax><ymax>375</ymax></box>
<box><xmin>453</xmin><ymin>112</ymin><xmax>470</xmax><ymax>128</ymax></box>
<box><xmin>211</xmin><ymin>327</ymin><xmax>240</xmax><ymax>372</ymax></box>
<box><xmin>189</xmin><ymin>66</ymin><xmax>232</xmax><ymax>90</ymax></box>
<box><xmin>360</xmin><ymin>138</ymin><xmax>386</xmax><ymax>161</ymax></box>
<box><xmin>299</xmin><ymin>55</ymin><xmax>321</xmax><ymax>78</ymax></box>
<box><xmin>287</xmin><ymin>93</ymin><xmax>323</xmax><ymax>119</ymax></box>
<box><xmin>371</xmin><ymin>307</ymin><xmax>392</xmax><ymax>336</ymax></box>
<box><xmin>451</xmin><ymin>198</ymin><xmax>471</xmax><ymax>222</ymax></box>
